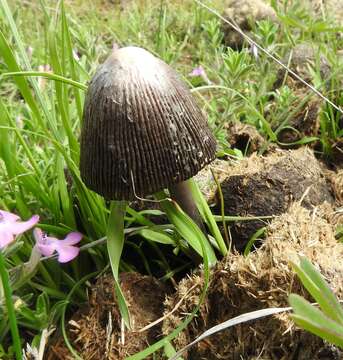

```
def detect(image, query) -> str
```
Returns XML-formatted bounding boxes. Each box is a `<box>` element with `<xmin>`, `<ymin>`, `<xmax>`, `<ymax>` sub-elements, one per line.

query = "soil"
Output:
<box><xmin>271</xmin><ymin>43</ymin><xmax>329</xmax><ymax>147</ymax></box>
<box><xmin>276</xmin><ymin>97</ymin><xmax>321</xmax><ymax>146</ymax></box>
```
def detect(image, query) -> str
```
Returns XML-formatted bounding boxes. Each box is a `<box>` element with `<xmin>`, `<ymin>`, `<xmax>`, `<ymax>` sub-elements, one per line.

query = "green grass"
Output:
<box><xmin>0</xmin><ymin>0</ymin><xmax>342</xmax><ymax>358</ymax></box>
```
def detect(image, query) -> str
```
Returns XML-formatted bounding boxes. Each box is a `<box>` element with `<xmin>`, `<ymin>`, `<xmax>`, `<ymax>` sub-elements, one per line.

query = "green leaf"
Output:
<box><xmin>244</xmin><ymin>227</ymin><xmax>266</xmax><ymax>256</ymax></box>
<box><xmin>0</xmin><ymin>30</ymin><xmax>42</xmax><ymax>127</ymax></box>
<box><xmin>0</xmin><ymin>251</ymin><xmax>22</xmax><ymax>360</ymax></box>
<box><xmin>60</xmin><ymin>1</ymin><xmax>83</xmax><ymax>119</ymax></box>
<box><xmin>164</xmin><ymin>341</ymin><xmax>184</xmax><ymax>360</ymax></box>
<box><xmin>156</xmin><ymin>192</ymin><xmax>217</xmax><ymax>266</ymax></box>
<box><xmin>136</xmin><ymin>228</ymin><xmax>175</xmax><ymax>245</ymax></box>
<box><xmin>291</xmin><ymin>257</ymin><xmax>343</xmax><ymax>325</ymax></box>
<box><xmin>188</xmin><ymin>179</ymin><xmax>227</xmax><ymax>255</ymax></box>
<box><xmin>0</xmin><ymin>71</ymin><xmax>87</xmax><ymax>90</ymax></box>
<box><xmin>106</xmin><ymin>201</ymin><xmax>131</xmax><ymax>328</ymax></box>
<box><xmin>289</xmin><ymin>294</ymin><xmax>343</xmax><ymax>348</ymax></box>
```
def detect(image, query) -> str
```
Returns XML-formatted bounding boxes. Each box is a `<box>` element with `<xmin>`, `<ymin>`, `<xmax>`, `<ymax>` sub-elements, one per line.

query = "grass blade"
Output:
<box><xmin>188</xmin><ymin>179</ymin><xmax>227</xmax><ymax>255</ymax></box>
<box><xmin>156</xmin><ymin>192</ymin><xmax>217</xmax><ymax>266</ymax></box>
<box><xmin>169</xmin><ymin>306</ymin><xmax>291</xmax><ymax>360</ymax></box>
<box><xmin>0</xmin><ymin>71</ymin><xmax>87</xmax><ymax>90</ymax></box>
<box><xmin>0</xmin><ymin>251</ymin><xmax>22</xmax><ymax>360</ymax></box>
<box><xmin>289</xmin><ymin>294</ymin><xmax>343</xmax><ymax>348</ymax></box>
<box><xmin>106</xmin><ymin>201</ymin><xmax>131</xmax><ymax>328</ymax></box>
<box><xmin>291</xmin><ymin>257</ymin><xmax>343</xmax><ymax>325</ymax></box>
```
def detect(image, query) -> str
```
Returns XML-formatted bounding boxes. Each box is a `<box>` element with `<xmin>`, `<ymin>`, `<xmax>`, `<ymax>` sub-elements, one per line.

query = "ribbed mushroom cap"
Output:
<box><xmin>80</xmin><ymin>46</ymin><xmax>217</xmax><ymax>200</ymax></box>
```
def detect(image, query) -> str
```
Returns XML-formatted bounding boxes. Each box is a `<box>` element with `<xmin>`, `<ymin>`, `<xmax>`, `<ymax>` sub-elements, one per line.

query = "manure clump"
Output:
<box><xmin>163</xmin><ymin>203</ymin><xmax>343</xmax><ymax>360</ymax></box>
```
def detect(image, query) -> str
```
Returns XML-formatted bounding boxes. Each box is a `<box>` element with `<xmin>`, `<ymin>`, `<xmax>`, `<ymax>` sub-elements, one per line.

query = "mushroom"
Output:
<box><xmin>80</xmin><ymin>46</ymin><xmax>216</xmax><ymax>231</ymax></box>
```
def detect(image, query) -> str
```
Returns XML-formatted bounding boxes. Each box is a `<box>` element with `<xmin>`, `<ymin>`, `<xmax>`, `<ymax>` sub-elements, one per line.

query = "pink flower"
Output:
<box><xmin>34</xmin><ymin>228</ymin><xmax>82</xmax><ymax>263</ymax></box>
<box><xmin>189</xmin><ymin>66</ymin><xmax>206</xmax><ymax>77</ymax></box>
<box><xmin>189</xmin><ymin>65</ymin><xmax>211</xmax><ymax>85</ymax></box>
<box><xmin>0</xmin><ymin>210</ymin><xmax>39</xmax><ymax>248</ymax></box>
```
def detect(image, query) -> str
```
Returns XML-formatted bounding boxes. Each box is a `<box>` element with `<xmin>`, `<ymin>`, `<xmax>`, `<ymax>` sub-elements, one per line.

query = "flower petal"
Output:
<box><xmin>62</xmin><ymin>232</ymin><xmax>82</xmax><ymax>246</ymax></box>
<box><xmin>0</xmin><ymin>210</ymin><xmax>20</xmax><ymax>222</ymax></box>
<box><xmin>37</xmin><ymin>243</ymin><xmax>56</xmax><ymax>257</ymax></box>
<box><xmin>56</xmin><ymin>245</ymin><xmax>80</xmax><ymax>263</ymax></box>
<box><xmin>0</xmin><ymin>229</ymin><xmax>15</xmax><ymax>248</ymax></box>
<box><xmin>11</xmin><ymin>215</ymin><xmax>40</xmax><ymax>235</ymax></box>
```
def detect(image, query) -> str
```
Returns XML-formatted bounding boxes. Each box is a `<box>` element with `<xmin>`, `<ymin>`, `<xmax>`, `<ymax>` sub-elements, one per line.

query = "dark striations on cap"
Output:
<box><xmin>80</xmin><ymin>46</ymin><xmax>217</xmax><ymax>200</ymax></box>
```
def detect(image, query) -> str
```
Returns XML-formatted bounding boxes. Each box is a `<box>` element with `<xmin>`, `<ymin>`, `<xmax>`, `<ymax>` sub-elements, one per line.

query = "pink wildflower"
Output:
<box><xmin>189</xmin><ymin>65</ymin><xmax>211</xmax><ymax>85</ymax></box>
<box><xmin>0</xmin><ymin>210</ymin><xmax>39</xmax><ymax>248</ymax></box>
<box><xmin>34</xmin><ymin>228</ymin><xmax>82</xmax><ymax>263</ymax></box>
<box><xmin>189</xmin><ymin>66</ymin><xmax>206</xmax><ymax>77</ymax></box>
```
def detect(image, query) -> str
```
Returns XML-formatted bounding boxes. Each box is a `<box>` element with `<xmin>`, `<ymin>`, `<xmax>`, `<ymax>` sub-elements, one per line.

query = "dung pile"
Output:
<box><xmin>222</xmin><ymin>0</ymin><xmax>277</xmax><ymax>48</ymax></box>
<box><xmin>49</xmin><ymin>273</ymin><xmax>168</xmax><ymax>360</ymax></box>
<box><xmin>271</xmin><ymin>43</ymin><xmax>328</xmax><ymax>146</ymax></box>
<box><xmin>216</xmin><ymin>148</ymin><xmax>333</xmax><ymax>250</ymax></box>
<box><xmin>274</xmin><ymin>43</ymin><xmax>330</xmax><ymax>89</ymax></box>
<box><xmin>226</xmin><ymin>122</ymin><xmax>266</xmax><ymax>155</ymax></box>
<box><xmin>326</xmin><ymin>169</ymin><xmax>343</xmax><ymax>206</ymax></box>
<box><xmin>163</xmin><ymin>203</ymin><xmax>343</xmax><ymax>359</ymax></box>
<box><xmin>210</xmin><ymin>147</ymin><xmax>334</xmax><ymax>250</ymax></box>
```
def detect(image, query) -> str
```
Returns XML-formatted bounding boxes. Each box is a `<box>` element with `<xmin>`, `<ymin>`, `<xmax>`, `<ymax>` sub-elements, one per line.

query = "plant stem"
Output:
<box><xmin>0</xmin><ymin>251</ymin><xmax>22</xmax><ymax>360</ymax></box>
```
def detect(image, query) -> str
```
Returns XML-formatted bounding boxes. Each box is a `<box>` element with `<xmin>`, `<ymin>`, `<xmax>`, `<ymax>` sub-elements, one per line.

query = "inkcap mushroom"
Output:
<box><xmin>80</xmin><ymin>46</ymin><xmax>217</xmax><ymax>229</ymax></box>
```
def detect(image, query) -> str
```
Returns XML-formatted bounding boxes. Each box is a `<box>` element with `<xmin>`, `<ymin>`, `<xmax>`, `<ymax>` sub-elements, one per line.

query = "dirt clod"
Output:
<box><xmin>211</xmin><ymin>148</ymin><xmax>334</xmax><ymax>250</ymax></box>
<box><xmin>163</xmin><ymin>203</ymin><xmax>343</xmax><ymax>359</ymax></box>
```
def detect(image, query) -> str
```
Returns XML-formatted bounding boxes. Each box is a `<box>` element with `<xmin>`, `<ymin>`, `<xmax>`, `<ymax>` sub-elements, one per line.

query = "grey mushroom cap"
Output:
<box><xmin>80</xmin><ymin>46</ymin><xmax>217</xmax><ymax>200</ymax></box>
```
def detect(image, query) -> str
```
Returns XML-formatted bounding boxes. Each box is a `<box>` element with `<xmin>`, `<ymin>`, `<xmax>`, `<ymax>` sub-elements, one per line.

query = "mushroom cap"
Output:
<box><xmin>80</xmin><ymin>46</ymin><xmax>217</xmax><ymax>200</ymax></box>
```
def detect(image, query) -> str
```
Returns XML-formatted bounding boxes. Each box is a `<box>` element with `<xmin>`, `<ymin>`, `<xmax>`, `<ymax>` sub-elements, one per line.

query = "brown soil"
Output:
<box><xmin>163</xmin><ymin>202</ymin><xmax>343</xmax><ymax>360</ymax></box>
<box><xmin>48</xmin><ymin>272</ymin><xmax>169</xmax><ymax>360</ymax></box>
